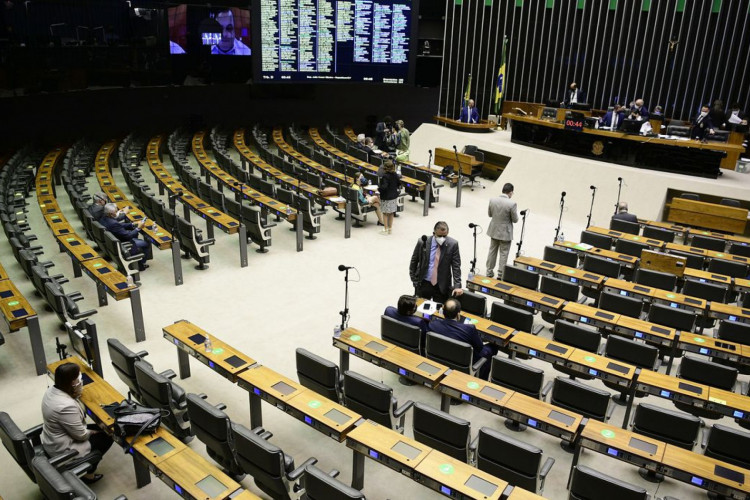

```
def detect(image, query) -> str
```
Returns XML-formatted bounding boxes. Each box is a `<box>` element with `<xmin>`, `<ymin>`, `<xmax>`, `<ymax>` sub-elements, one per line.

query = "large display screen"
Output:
<box><xmin>168</xmin><ymin>5</ymin><xmax>251</xmax><ymax>56</ymax></box>
<box><xmin>254</xmin><ymin>0</ymin><xmax>417</xmax><ymax>83</ymax></box>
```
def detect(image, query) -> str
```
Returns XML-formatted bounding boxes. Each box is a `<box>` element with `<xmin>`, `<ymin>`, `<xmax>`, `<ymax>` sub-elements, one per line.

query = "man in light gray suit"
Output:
<box><xmin>486</xmin><ymin>183</ymin><xmax>518</xmax><ymax>278</ymax></box>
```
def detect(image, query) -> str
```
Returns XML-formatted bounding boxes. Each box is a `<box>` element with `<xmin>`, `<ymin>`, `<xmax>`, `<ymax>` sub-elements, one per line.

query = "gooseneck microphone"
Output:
<box><xmin>520</xmin><ymin>209</ymin><xmax>528</xmax><ymax>215</ymax></box>
<box><xmin>468</xmin><ymin>223</ymin><xmax>478</xmax><ymax>228</ymax></box>
<box><xmin>590</xmin><ymin>185</ymin><xmax>597</xmax><ymax>190</ymax></box>
<box><xmin>555</xmin><ymin>191</ymin><xmax>566</xmax><ymax>241</ymax></box>
<box><xmin>586</xmin><ymin>185</ymin><xmax>598</xmax><ymax>229</ymax></box>
<box><xmin>338</xmin><ymin>265</ymin><xmax>353</xmax><ymax>271</ymax></box>
<box><xmin>614</xmin><ymin>176</ymin><xmax>624</xmax><ymax>214</ymax></box>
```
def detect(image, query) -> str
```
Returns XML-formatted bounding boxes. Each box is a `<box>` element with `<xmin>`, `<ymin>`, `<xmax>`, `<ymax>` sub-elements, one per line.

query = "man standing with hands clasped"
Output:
<box><xmin>409</xmin><ymin>221</ymin><xmax>463</xmax><ymax>304</ymax></box>
<box><xmin>486</xmin><ymin>183</ymin><xmax>518</xmax><ymax>279</ymax></box>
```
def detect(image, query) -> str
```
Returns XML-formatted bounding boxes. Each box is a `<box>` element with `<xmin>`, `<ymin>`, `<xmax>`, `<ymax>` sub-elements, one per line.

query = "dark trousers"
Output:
<box><xmin>418</xmin><ymin>280</ymin><xmax>449</xmax><ymax>305</ymax></box>
<box><xmin>86</xmin><ymin>424</ymin><xmax>114</xmax><ymax>471</ymax></box>
<box><xmin>129</xmin><ymin>238</ymin><xmax>151</xmax><ymax>270</ymax></box>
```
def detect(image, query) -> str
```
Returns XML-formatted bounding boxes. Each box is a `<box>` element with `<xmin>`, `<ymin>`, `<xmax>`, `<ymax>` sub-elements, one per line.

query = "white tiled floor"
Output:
<box><xmin>1</xmin><ymin>124</ymin><xmax>748</xmax><ymax>499</ymax></box>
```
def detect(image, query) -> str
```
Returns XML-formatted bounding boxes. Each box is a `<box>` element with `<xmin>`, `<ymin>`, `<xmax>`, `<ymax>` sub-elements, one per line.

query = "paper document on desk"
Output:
<box><xmin>329</xmin><ymin>196</ymin><xmax>346</xmax><ymax>203</ymax></box>
<box><xmin>420</xmin><ymin>300</ymin><xmax>440</xmax><ymax>315</ymax></box>
<box><xmin>728</xmin><ymin>113</ymin><xmax>743</xmax><ymax>124</ymax></box>
<box><xmin>573</xmin><ymin>243</ymin><xmax>594</xmax><ymax>251</ymax></box>
<box><xmin>365</xmin><ymin>185</ymin><xmax>378</xmax><ymax>191</ymax></box>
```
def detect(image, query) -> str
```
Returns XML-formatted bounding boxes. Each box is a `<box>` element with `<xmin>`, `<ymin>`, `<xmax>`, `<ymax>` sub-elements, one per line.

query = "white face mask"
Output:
<box><xmin>700</xmin><ymin>111</ymin><xmax>708</xmax><ymax>117</ymax></box>
<box><xmin>72</xmin><ymin>374</ymin><xmax>83</xmax><ymax>399</ymax></box>
<box><xmin>435</xmin><ymin>236</ymin><xmax>447</xmax><ymax>246</ymax></box>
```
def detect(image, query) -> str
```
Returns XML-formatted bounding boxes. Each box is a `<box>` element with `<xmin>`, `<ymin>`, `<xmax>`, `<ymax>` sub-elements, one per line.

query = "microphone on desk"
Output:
<box><xmin>520</xmin><ymin>209</ymin><xmax>528</xmax><ymax>215</ymax></box>
<box><xmin>452</xmin><ymin>145</ymin><xmax>458</xmax><ymax>152</ymax></box>
<box><xmin>168</xmin><ymin>190</ymin><xmax>184</xmax><ymax>201</ymax></box>
<box><xmin>338</xmin><ymin>265</ymin><xmax>353</xmax><ymax>272</ymax></box>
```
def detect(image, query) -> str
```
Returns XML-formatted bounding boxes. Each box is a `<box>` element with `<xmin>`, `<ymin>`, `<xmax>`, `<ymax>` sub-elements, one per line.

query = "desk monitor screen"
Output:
<box><xmin>545</xmin><ymin>343</ymin><xmax>568</xmax><ymax>354</ymax></box>
<box><xmin>548</xmin><ymin>410</ymin><xmax>576</xmax><ymax>426</ymax></box>
<box><xmin>188</xmin><ymin>333</ymin><xmax>207</xmax><ymax>345</ymax></box>
<box><xmin>464</xmin><ymin>475</ymin><xmax>498</xmax><ymax>496</ymax></box>
<box><xmin>606</xmin><ymin>362</ymin><xmax>631</xmax><ymax>375</ymax></box>
<box><xmin>196</xmin><ymin>475</ymin><xmax>228</xmax><ymax>497</ymax></box>
<box><xmin>323</xmin><ymin>408</ymin><xmax>351</xmax><ymax>425</ymax></box>
<box><xmin>541</xmin><ymin>107</ymin><xmax>557</xmax><ymax>120</ymax></box>
<box><xmin>391</xmin><ymin>441</ymin><xmax>422</xmax><ymax>460</ymax></box>
<box><xmin>628</xmin><ymin>437</ymin><xmax>658</xmax><ymax>455</ymax></box>
<box><xmin>65</xmin><ymin>323</ymin><xmax>96</xmax><ymax>371</ymax></box>
<box><xmin>81</xmin><ymin>373</ymin><xmax>94</xmax><ymax>386</ymax></box>
<box><xmin>271</xmin><ymin>381</ymin><xmax>297</xmax><ymax>396</ymax></box>
<box><xmin>479</xmin><ymin>386</ymin><xmax>507</xmax><ymax>400</ymax></box>
<box><xmin>714</xmin><ymin>464</ymin><xmax>744</xmax><ymax>483</ymax></box>
<box><xmin>416</xmin><ymin>362</ymin><xmax>441</xmax><ymax>375</ymax></box>
<box><xmin>365</xmin><ymin>341</ymin><xmax>388</xmax><ymax>353</ymax></box>
<box><xmin>488</xmin><ymin>325</ymin><xmax>509</xmax><ymax>335</ymax></box>
<box><xmin>678</xmin><ymin>381</ymin><xmax>703</xmax><ymax>394</ymax></box>
<box><xmin>146</xmin><ymin>437</ymin><xmax>175</xmax><ymax>456</ymax></box>
<box><xmin>224</xmin><ymin>355</ymin><xmax>246</xmax><ymax>368</ymax></box>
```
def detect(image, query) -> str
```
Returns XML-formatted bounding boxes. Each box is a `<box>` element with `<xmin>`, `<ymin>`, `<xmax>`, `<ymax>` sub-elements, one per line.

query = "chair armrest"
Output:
<box><xmin>701</xmin><ymin>427</ymin><xmax>710</xmax><ymax>449</ymax></box>
<box><xmin>69</xmin><ymin>308</ymin><xmax>97</xmax><ymax>320</ymax></box>
<box><xmin>23</xmin><ymin>423</ymin><xmax>44</xmax><ymax>441</ymax></box>
<box><xmin>541</xmin><ymin>380</ymin><xmax>554</xmax><ymax>400</ymax></box>
<box><xmin>28</xmin><ymin>245</ymin><xmax>43</xmax><ymax>252</ymax></box>
<box><xmin>176</xmin><ymin>400</ymin><xmax>188</xmax><ymax>411</ymax></box>
<box><xmin>113</xmin><ymin>496</ymin><xmax>128</xmax><ymax>500</ymax></box>
<box><xmin>197</xmin><ymin>393</ymin><xmax>208</xmax><ymax>400</ymax></box>
<box><xmin>135</xmin><ymin>350</ymin><xmax>149</xmax><ymax>359</ymax></box>
<box><xmin>327</xmin><ymin>469</ymin><xmax>340</xmax><ymax>478</ymax></box>
<box><xmin>287</xmin><ymin>457</ymin><xmax>318</xmax><ymax>481</ymax></box>
<box><xmin>539</xmin><ymin>457</ymin><xmax>555</xmax><ymax>479</ymax></box>
<box><xmin>653</xmin><ymin>358</ymin><xmax>662</xmax><ymax>371</ymax></box>
<box><xmin>597</xmin><ymin>345</ymin><xmax>605</xmax><ymax>355</ymax></box>
<box><xmin>214</xmin><ymin>403</ymin><xmax>227</xmax><ymax>411</ymax></box>
<box><xmin>26</xmin><ymin>235</ymin><xmax>38</xmax><ymax>242</ymax></box>
<box><xmin>197</xmin><ymin>237</ymin><xmax>216</xmax><ymax>246</ymax></box>
<box><xmin>68</xmin><ymin>292</ymin><xmax>84</xmax><ymax>301</ymax></box>
<box><xmin>393</xmin><ymin>400</ymin><xmax>414</xmax><ymax>420</ymax></box>
<box><xmin>159</xmin><ymin>369</ymin><xmax>177</xmax><ymax>380</ymax></box>
<box><xmin>605</xmin><ymin>402</ymin><xmax>616</xmax><ymax>421</ymax></box>
<box><xmin>469</xmin><ymin>435</ymin><xmax>479</xmax><ymax>466</ymax></box>
<box><xmin>48</xmin><ymin>449</ymin><xmax>80</xmax><ymax>467</ymax></box>
<box><xmin>471</xmin><ymin>356</ymin><xmax>487</xmax><ymax>374</ymax></box>
<box><xmin>42</xmin><ymin>261</ymin><xmax>55</xmax><ymax>268</ymax></box>
<box><xmin>258</xmin><ymin>430</ymin><xmax>273</xmax><ymax>440</ymax></box>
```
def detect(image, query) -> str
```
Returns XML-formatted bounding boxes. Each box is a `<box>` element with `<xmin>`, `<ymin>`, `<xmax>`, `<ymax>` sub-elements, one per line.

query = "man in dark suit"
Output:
<box><xmin>410</xmin><ymin>221</ymin><xmax>463</xmax><ymax>304</ymax></box>
<box><xmin>563</xmin><ymin>82</ymin><xmax>586</xmax><ymax>107</ymax></box>
<box><xmin>598</xmin><ymin>105</ymin><xmax>626</xmax><ymax>130</ymax></box>
<box><xmin>612</xmin><ymin>202</ymin><xmax>638</xmax><ymax>223</ymax></box>
<box><xmin>100</xmin><ymin>203</ymin><xmax>151</xmax><ymax>271</ymax></box>
<box><xmin>725</xmin><ymin>102</ymin><xmax>747</xmax><ymax>129</ymax></box>
<box><xmin>384</xmin><ymin>295</ymin><xmax>428</xmax><ymax>335</ymax></box>
<box><xmin>88</xmin><ymin>193</ymin><xmax>129</xmax><ymax>222</ymax></box>
<box><xmin>428</xmin><ymin>298</ymin><xmax>496</xmax><ymax>379</ymax></box>
<box><xmin>629</xmin><ymin>99</ymin><xmax>649</xmax><ymax>119</ymax></box>
<box><xmin>459</xmin><ymin>99</ymin><xmax>479</xmax><ymax>124</ymax></box>
<box><xmin>691</xmin><ymin>105</ymin><xmax>715</xmax><ymax>140</ymax></box>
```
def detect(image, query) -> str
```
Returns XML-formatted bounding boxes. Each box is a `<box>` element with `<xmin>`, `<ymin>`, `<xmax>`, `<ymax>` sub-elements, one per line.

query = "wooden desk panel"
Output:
<box><xmin>285</xmin><ymin>389</ymin><xmax>360</xmax><ymax>442</ymax></box>
<box><xmin>636</xmin><ymin>369</ymin><xmax>709</xmax><ymax>404</ymax></box>
<box><xmin>650</xmin><ymin>288</ymin><xmax>707</xmax><ymax>313</ymax></box>
<box><xmin>638</xmin><ymin>219</ymin><xmax>687</xmax><ymax>236</ymax></box>
<box><xmin>438</xmin><ymin>370</ymin><xmax>514</xmax><ymax>414</ymax></box>
<box><xmin>346</xmin><ymin>419</ymin><xmax>430</xmax><ymax>472</ymax></box>
<box><xmin>687</xmin><ymin>229</ymin><xmax>750</xmax><ymax>248</ymax></box>
<box><xmin>333</xmin><ymin>328</ymin><xmax>394</xmax><ymax>365</ymax></box>
<box><xmin>508</xmin><ymin>332</ymin><xmax>573</xmax><ymax>364</ymax></box>
<box><xmin>707</xmin><ymin>387</ymin><xmax>750</xmax><ymax>423</ymax></box>
<box><xmin>415</xmin><ymin>451</ymin><xmax>506</xmax><ymax>500</ymax></box>
<box><xmin>734</xmin><ymin>277</ymin><xmax>750</xmax><ymax>293</ymax></box>
<box><xmin>613</xmin><ymin>316</ymin><xmax>677</xmax><ymax>346</ymax></box>
<box><xmin>580</xmin><ymin>420</ymin><xmax>666</xmax><ymax>466</ymax></box>
<box><xmin>237</xmin><ymin>365</ymin><xmax>305</xmax><ymax>404</ymax></box>
<box><xmin>678</xmin><ymin>333</ymin><xmax>743</xmax><ymax>362</ymax></box>
<box><xmin>588</xmin><ymin>226</ymin><xmax>666</xmax><ymax>250</ymax></box>
<box><xmin>554</xmin><ymin>240</ymin><xmax>638</xmax><ymax>267</ymax></box>
<box><xmin>560</xmin><ymin>302</ymin><xmax>620</xmax><ymax>330</ymax></box>
<box><xmin>667</xmin><ymin>242</ymin><xmax>750</xmax><ymax>265</ymax></box>
<box><xmin>708</xmin><ymin>302</ymin><xmax>750</xmax><ymax>324</ymax></box>
<box><xmin>0</xmin><ymin>280</ymin><xmax>37</xmax><ymax>330</ymax></box>
<box><xmin>683</xmin><ymin>268</ymin><xmax>733</xmax><ymax>287</ymax></box>
<box><xmin>515</xmin><ymin>255</ymin><xmax>604</xmax><ymax>289</ymax></box>
<box><xmin>503</xmin><ymin>392</ymin><xmax>582</xmax><ymax>441</ymax></box>
<box><xmin>466</xmin><ymin>275</ymin><xmax>516</xmax><ymax>299</ymax></box>
<box><xmin>668</xmin><ymin>198</ymin><xmax>748</xmax><ymax>234</ymax></box>
<box><xmin>380</xmin><ymin>348</ymin><xmax>448</xmax><ymax>388</ymax></box>
<box><xmin>157</xmin><ymin>448</ymin><xmax>242</xmax><ymax>500</ymax></box>
<box><xmin>81</xmin><ymin>258</ymin><xmax>136</xmax><ymax>301</ymax></box>
<box><xmin>59</xmin><ymin>234</ymin><xmax>99</xmax><ymax>262</ymax></box>
<box><xmin>131</xmin><ymin>428</ymin><xmax>185</xmax><ymax>466</ymax></box>
<box><xmin>601</xmin><ymin>278</ymin><xmax>656</xmax><ymax>302</ymax></box>
<box><xmin>567</xmin><ymin>349</ymin><xmax>635</xmax><ymax>386</ymax></box>
<box><xmin>503</xmin><ymin>286</ymin><xmax>566</xmax><ymax>315</ymax></box>
<box><xmin>661</xmin><ymin>444</ymin><xmax>750</xmax><ymax>497</ymax></box>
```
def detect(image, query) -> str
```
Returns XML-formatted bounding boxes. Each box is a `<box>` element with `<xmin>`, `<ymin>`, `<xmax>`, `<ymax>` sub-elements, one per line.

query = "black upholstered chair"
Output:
<box><xmin>609</xmin><ymin>218</ymin><xmax>640</xmax><ymax>235</ymax></box>
<box><xmin>602</xmin><ymin>335</ymin><xmax>659</xmax><ymax>404</ymax></box>
<box><xmin>295</xmin><ymin>348</ymin><xmax>342</xmax><ymax>403</ymax></box>
<box><xmin>580</xmin><ymin>231</ymin><xmax>613</xmax><ymax>250</ymax></box>
<box><xmin>458</xmin><ymin>289</ymin><xmax>487</xmax><ymax>317</ymax></box>
<box><xmin>302</xmin><ymin>464</ymin><xmax>366</xmax><ymax>500</ymax></box>
<box><xmin>702</xmin><ymin>423</ymin><xmax>750</xmax><ymax>470</ymax></box>
<box><xmin>598</xmin><ymin>291</ymin><xmax>643</xmax><ymax>319</ymax></box>
<box><xmin>691</xmin><ymin>235</ymin><xmax>725</xmax><ymax>252</ymax></box>
<box><xmin>380</xmin><ymin>315</ymin><xmax>422</xmax><ymax>355</ymax></box>
<box><xmin>643</xmin><ymin>225</ymin><xmax>675</xmax><ymax>243</ymax></box>
<box><xmin>425</xmin><ymin>332</ymin><xmax>487</xmax><ymax>379</ymax></box>
<box><xmin>634</xmin><ymin>268</ymin><xmax>676</xmax><ymax>291</ymax></box>
<box><xmin>107</xmin><ymin>338</ymin><xmax>149</xmax><ymax>401</ymax></box>
<box><xmin>615</xmin><ymin>239</ymin><xmax>649</xmax><ymax>259</ymax></box>
<box><xmin>673</xmin><ymin>356</ymin><xmax>738</xmax><ymax>420</ymax></box>
<box><xmin>569</xmin><ymin>465</ymin><xmax>648</xmax><ymax>500</ymax></box>
<box><xmin>185</xmin><ymin>394</ymin><xmax>244</xmax><ymax>480</ymax></box>
<box><xmin>549</xmin><ymin>377</ymin><xmax>613</xmax><ymax>425</ymax></box>
<box><xmin>475</xmin><ymin>427</ymin><xmax>554</xmax><ymax>494</ymax></box>
<box><xmin>489</xmin><ymin>301</ymin><xmax>534</xmax><ymax>333</ymax></box>
<box><xmin>412</xmin><ymin>403</ymin><xmax>473</xmax><ymax>462</ymax></box>
<box><xmin>342</xmin><ymin>371</ymin><xmax>413</xmax><ymax>434</ymax></box>
<box><xmin>543</xmin><ymin>245</ymin><xmax>578</xmax><ymax>267</ymax></box>
<box><xmin>134</xmin><ymin>361</ymin><xmax>194</xmax><ymax>442</ymax></box>
<box><xmin>31</xmin><ymin>456</ymin><xmax>97</xmax><ymax>500</ymax></box>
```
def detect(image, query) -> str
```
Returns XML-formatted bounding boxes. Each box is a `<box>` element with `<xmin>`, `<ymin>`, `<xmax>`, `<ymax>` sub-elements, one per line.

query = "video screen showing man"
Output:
<box><xmin>208</xmin><ymin>8</ymin><xmax>250</xmax><ymax>56</ymax></box>
<box><xmin>168</xmin><ymin>4</ymin><xmax>187</xmax><ymax>54</ymax></box>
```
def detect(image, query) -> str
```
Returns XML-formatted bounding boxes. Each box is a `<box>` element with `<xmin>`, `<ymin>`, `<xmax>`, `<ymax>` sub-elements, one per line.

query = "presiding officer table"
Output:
<box><xmin>503</xmin><ymin>113</ymin><xmax>745</xmax><ymax>178</ymax></box>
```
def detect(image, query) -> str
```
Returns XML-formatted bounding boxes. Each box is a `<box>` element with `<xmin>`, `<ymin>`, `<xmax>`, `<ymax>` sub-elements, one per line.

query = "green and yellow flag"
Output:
<box><xmin>494</xmin><ymin>37</ymin><xmax>508</xmax><ymax>114</ymax></box>
<box><xmin>463</xmin><ymin>73</ymin><xmax>473</xmax><ymax>109</ymax></box>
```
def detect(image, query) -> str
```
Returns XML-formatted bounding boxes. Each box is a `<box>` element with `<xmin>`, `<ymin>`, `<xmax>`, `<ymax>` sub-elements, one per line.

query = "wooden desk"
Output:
<box><xmin>587</xmin><ymin>226</ymin><xmax>666</xmax><ymax>251</ymax></box>
<box><xmin>437</xmin><ymin>370</ymin><xmax>514</xmax><ymax>415</ymax></box>
<box><xmin>237</xmin><ymin>365</ymin><xmax>306</xmax><ymax>430</ymax></box>
<box><xmin>613</xmin><ymin>315</ymin><xmax>677</xmax><ymax>347</ymax></box>
<box><xmin>566</xmin><ymin>349</ymin><xmax>635</xmax><ymax>388</ymax></box>
<box><xmin>332</xmin><ymin>327</ymin><xmax>395</xmax><ymax>374</ymax></box>
<box><xmin>601</xmin><ymin>278</ymin><xmax>656</xmax><ymax>302</ymax></box>
<box><xmin>560</xmin><ymin>302</ymin><xmax>620</xmax><ymax>330</ymax></box>
<box><xmin>660</xmin><ymin>444</ymin><xmax>750</xmax><ymax>499</ymax></box>
<box><xmin>666</xmin><ymin>242</ymin><xmax>750</xmax><ymax>266</ymax></box>
<box><xmin>466</xmin><ymin>275</ymin><xmax>516</xmax><ymax>300</ymax></box>
<box><xmin>638</xmin><ymin>219</ymin><xmax>688</xmax><ymax>237</ymax></box>
<box><xmin>650</xmin><ymin>288</ymin><xmax>708</xmax><ymax>314</ymax></box>
<box><xmin>667</xmin><ymin>197</ymin><xmax>748</xmax><ymax>234</ymax></box>
<box><xmin>635</xmin><ymin>369</ymin><xmax>710</xmax><ymax>406</ymax></box>
<box><xmin>708</xmin><ymin>302</ymin><xmax>750</xmax><ymax>324</ymax></box>
<box><xmin>514</xmin><ymin>256</ymin><xmax>560</xmax><ymax>274</ymax></box>
<box><xmin>678</xmin><ymin>333</ymin><xmax>743</xmax><ymax>364</ymax></box>
<box><xmin>0</xmin><ymin>279</ymin><xmax>45</xmax><ymax>374</ymax></box>
<box><xmin>503</xmin><ymin>285</ymin><xmax>566</xmax><ymax>315</ymax></box>
<box><xmin>554</xmin><ymin>241</ymin><xmax>638</xmax><ymax>268</ymax></box>
<box><xmin>687</xmin><ymin>228</ymin><xmax>750</xmax><ymax>248</ymax></box>
<box><xmin>434</xmin><ymin>147</ymin><xmax>483</xmax><ymax>176</ymax></box>
<box><xmin>734</xmin><ymin>277</ymin><xmax>750</xmax><ymax>293</ymax></box>
<box><xmin>507</xmin><ymin>332</ymin><xmax>573</xmax><ymax>365</ymax></box>
<box><xmin>346</xmin><ymin>419</ymin><xmax>430</xmax><ymax>489</ymax></box>
<box><xmin>162</xmin><ymin>319</ymin><xmax>257</xmax><ymax>382</ymax></box>
<box><xmin>433</xmin><ymin>115</ymin><xmax>498</xmax><ymax>133</ymax></box>
<box><xmin>81</xmin><ymin>258</ymin><xmax>138</xmax><ymax>302</ymax></box>
<box><xmin>503</xmin><ymin>392</ymin><xmax>583</xmax><ymax>442</ymax></box>
<box><xmin>416</xmin><ymin>300</ymin><xmax>516</xmax><ymax>347</ymax></box>
<box><xmin>683</xmin><ymin>268</ymin><xmax>733</xmax><ymax>288</ymax></box>
<box><xmin>515</xmin><ymin>256</ymin><xmax>605</xmax><ymax>290</ymax></box>
<box><xmin>284</xmin><ymin>389</ymin><xmax>360</xmax><ymax>442</ymax></box>
<box><xmin>415</xmin><ymin>450</ymin><xmax>506</xmax><ymax>500</ymax></box>
<box><xmin>380</xmin><ymin>347</ymin><xmax>449</xmax><ymax>389</ymax></box>
<box><xmin>576</xmin><ymin>419</ymin><xmax>665</xmax><ymax>471</ymax></box>
<box><xmin>706</xmin><ymin>387</ymin><xmax>750</xmax><ymax>424</ymax></box>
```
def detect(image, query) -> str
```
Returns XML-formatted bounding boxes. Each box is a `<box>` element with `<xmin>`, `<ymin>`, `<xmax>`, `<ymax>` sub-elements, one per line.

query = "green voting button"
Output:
<box><xmin>93</xmin><ymin>263</ymin><xmax>103</xmax><ymax>268</ymax></box>
<box><xmin>308</xmin><ymin>400</ymin><xmax>322</xmax><ymax>409</ymax></box>
<box><xmin>212</xmin><ymin>348</ymin><xmax>224</xmax><ymax>355</ymax></box>
<box><xmin>584</xmin><ymin>356</ymin><xmax>596</xmax><ymax>363</ymax></box>
<box><xmin>350</xmin><ymin>335</ymin><xmax>361</xmax><ymax>342</ymax></box>
<box><xmin>467</xmin><ymin>381</ymin><xmax>480</xmax><ymax>390</ymax></box>
<box><xmin>469</xmin><ymin>318</ymin><xmax>479</xmax><ymax>324</ymax></box>
<box><xmin>481</xmin><ymin>279</ymin><xmax>491</xmax><ymax>284</ymax></box>
<box><xmin>601</xmin><ymin>429</ymin><xmax>616</xmax><ymax>439</ymax></box>
<box><xmin>666</xmin><ymin>293</ymin><xmax>676</xmax><ymax>299</ymax></box>
<box><xmin>7</xmin><ymin>301</ymin><xmax>19</xmax><ymax>306</ymax></box>
<box><xmin>438</xmin><ymin>464</ymin><xmax>455</xmax><ymax>475</ymax></box>
<box><xmin>693</xmin><ymin>337</ymin><xmax>706</xmax><ymax>343</ymax></box>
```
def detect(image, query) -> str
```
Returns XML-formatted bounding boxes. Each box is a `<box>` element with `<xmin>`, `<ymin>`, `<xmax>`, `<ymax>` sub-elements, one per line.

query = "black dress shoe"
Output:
<box><xmin>81</xmin><ymin>474</ymin><xmax>103</xmax><ymax>484</ymax></box>
<box><xmin>140</xmin><ymin>264</ymin><xmax>149</xmax><ymax>271</ymax></box>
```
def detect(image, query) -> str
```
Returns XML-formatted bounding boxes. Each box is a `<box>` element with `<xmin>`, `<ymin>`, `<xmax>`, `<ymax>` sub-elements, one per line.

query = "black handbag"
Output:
<box><xmin>104</xmin><ymin>399</ymin><xmax>167</xmax><ymax>451</ymax></box>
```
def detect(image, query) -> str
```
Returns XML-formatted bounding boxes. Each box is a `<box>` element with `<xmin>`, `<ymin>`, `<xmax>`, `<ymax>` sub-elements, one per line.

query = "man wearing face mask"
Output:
<box><xmin>409</xmin><ymin>221</ymin><xmax>464</xmax><ymax>304</ymax></box>
<box><xmin>41</xmin><ymin>363</ymin><xmax>113</xmax><ymax>484</ymax></box>
<box><xmin>691</xmin><ymin>105</ymin><xmax>715</xmax><ymax>140</ymax></box>
<box><xmin>563</xmin><ymin>82</ymin><xmax>586</xmax><ymax>107</ymax></box>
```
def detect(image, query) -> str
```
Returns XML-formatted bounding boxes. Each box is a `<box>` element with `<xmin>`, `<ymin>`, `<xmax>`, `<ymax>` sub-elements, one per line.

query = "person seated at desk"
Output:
<box><xmin>355</xmin><ymin>133</ymin><xmax>368</xmax><ymax>151</ymax></box>
<box><xmin>42</xmin><ymin>362</ymin><xmax>114</xmax><ymax>484</ymax></box>
<box><xmin>352</xmin><ymin>174</ymin><xmax>383</xmax><ymax>227</ymax></box>
<box><xmin>629</xmin><ymin>99</ymin><xmax>650</xmax><ymax>119</ymax></box>
<box><xmin>384</xmin><ymin>295</ymin><xmax>428</xmax><ymax>348</ymax></box>
<box><xmin>725</xmin><ymin>102</ymin><xmax>747</xmax><ymax>128</ymax></box>
<box><xmin>88</xmin><ymin>193</ymin><xmax>128</xmax><ymax>222</ymax></box>
<box><xmin>459</xmin><ymin>99</ymin><xmax>480</xmax><ymax>124</ymax></box>
<box><xmin>563</xmin><ymin>82</ymin><xmax>586</xmax><ymax>107</ymax></box>
<box><xmin>100</xmin><ymin>203</ymin><xmax>151</xmax><ymax>271</ymax></box>
<box><xmin>612</xmin><ymin>201</ymin><xmax>638</xmax><ymax>223</ymax></box>
<box><xmin>428</xmin><ymin>298</ymin><xmax>496</xmax><ymax>379</ymax></box>
<box><xmin>691</xmin><ymin>105</ymin><xmax>716</xmax><ymax>140</ymax></box>
<box><xmin>598</xmin><ymin>104</ymin><xmax>626</xmax><ymax>130</ymax></box>
<box><xmin>652</xmin><ymin>105</ymin><xmax>663</xmax><ymax>117</ymax></box>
